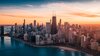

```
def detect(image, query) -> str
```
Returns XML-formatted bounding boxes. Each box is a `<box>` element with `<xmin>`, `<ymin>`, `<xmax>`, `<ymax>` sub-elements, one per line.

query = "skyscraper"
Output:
<box><xmin>34</xmin><ymin>20</ymin><xmax>36</xmax><ymax>27</ymax></box>
<box><xmin>0</xmin><ymin>26</ymin><xmax>4</xmax><ymax>36</ymax></box>
<box><xmin>58</xmin><ymin>19</ymin><xmax>61</xmax><ymax>29</ymax></box>
<box><xmin>64</xmin><ymin>22</ymin><xmax>70</xmax><ymax>41</ymax></box>
<box><xmin>50</xmin><ymin>19</ymin><xmax>51</xmax><ymax>24</ymax></box>
<box><xmin>59</xmin><ymin>19</ymin><xmax>61</xmax><ymax>26</ymax></box>
<box><xmin>15</xmin><ymin>23</ymin><xmax>17</xmax><ymax>33</ymax></box>
<box><xmin>51</xmin><ymin>16</ymin><xmax>58</xmax><ymax>35</ymax></box>
<box><xmin>46</xmin><ymin>22</ymin><xmax>51</xmax><ymax>34</ymax></box>
<box><xmin>23</xmin><ymin>19</ymin><xmax>25</xmax><ymax>34</ymax></box>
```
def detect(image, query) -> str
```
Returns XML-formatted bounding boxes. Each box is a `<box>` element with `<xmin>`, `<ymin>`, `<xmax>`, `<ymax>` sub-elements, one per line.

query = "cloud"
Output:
<box><xmin>26</xmin><ymin>4</ymin><xmax>33</xmax><ymax>7</ymax></box>
<box><xmin>70</xmin><ymin>12</ymin><xmax>100</xmax><ymax>18</ymax></box>
<box><xmin>0</xmin><ymin>14</ymin><xmax>44</xmax><ymax>18</ymax></box>
<box><xmin>0</xmin><ymin>0</ymin><xmax>99</xmax><ymax>6</ymax></box>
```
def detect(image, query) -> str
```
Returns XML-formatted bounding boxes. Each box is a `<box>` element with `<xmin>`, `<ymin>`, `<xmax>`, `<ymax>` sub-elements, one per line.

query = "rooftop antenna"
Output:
<box><xmin>52</xmin><ymin>10</ymin><xmax>56</xmax><ymax>16</ymax></box>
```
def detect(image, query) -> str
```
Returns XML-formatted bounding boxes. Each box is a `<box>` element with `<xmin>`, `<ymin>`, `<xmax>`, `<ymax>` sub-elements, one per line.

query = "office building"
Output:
<box><xmin>51</xmin><ymin>16</ymin><xmax>58</xmax><ymax>35</ymax></box>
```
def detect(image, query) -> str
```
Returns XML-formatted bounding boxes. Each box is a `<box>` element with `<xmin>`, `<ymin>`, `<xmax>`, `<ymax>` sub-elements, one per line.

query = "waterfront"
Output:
<box><xmin>0</xmin><ymin>20</ymin><xmax>100</xmax><ymax>56</ymax></box>
<box><xmin>0</xmin><ymin>36</ymin><xmax>90</xmax><ymax>56</ymax></box>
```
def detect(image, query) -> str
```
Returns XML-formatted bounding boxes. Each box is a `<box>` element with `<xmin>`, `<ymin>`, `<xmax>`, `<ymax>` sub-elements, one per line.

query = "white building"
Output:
<box><xmin>36</xmin><ymin>35</ymin><xmax>40</xmax><ymax>45</ymax></box>
<box><xmin>24</xmin><ymin>32</ymin><xmax>28</xmax><ymax>41</ymax></box>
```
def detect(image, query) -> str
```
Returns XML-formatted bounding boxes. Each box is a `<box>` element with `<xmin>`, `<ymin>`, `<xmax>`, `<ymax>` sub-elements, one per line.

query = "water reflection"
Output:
<box><xmin>0</xmin><ymin>36</ymin><xmax>4</xmax><ymax>48</ymax></box>
<box><xmin>4</xmin><ymin>37</ymin><xmax>11</xmax><ymax>47</ymax></box>
<box><xmin>71</xmin><ymin>51</ymin><xmax>75</xmax><ymax>56</ymax></box>
<box><xmin>0</xmin><ymin>36</ymin><xmax>25</xmax><ymax>49</ymax></box>
<box><xmin>0</xmin><ymin>36</ymin><xmax>12</xmax><ymax>48</ymax></box>
<box><xmin>57</xmin><ymin>50</ymin><xmax>66</xmax><ymax>56</ymax></box>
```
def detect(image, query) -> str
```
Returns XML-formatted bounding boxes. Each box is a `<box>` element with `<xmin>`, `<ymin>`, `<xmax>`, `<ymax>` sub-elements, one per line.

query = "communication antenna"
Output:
<box><xmin>52</xmin><ymin>10</ymin><xmax>56</xmax><ymax>16</ymax></box>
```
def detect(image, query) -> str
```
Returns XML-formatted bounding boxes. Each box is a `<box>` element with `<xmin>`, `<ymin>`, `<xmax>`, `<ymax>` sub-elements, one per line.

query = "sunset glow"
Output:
<box><xmin>0</xmin><ymin>0</ymin><xmax>100</xmax><ymax>25</ymax></box>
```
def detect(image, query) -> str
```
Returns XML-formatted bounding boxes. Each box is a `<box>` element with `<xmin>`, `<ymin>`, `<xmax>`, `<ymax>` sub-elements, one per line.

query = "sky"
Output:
<box><xmin>0</xmin><ymin>0</ymin><xmax>100</xmax><ymax>25</ymax></box>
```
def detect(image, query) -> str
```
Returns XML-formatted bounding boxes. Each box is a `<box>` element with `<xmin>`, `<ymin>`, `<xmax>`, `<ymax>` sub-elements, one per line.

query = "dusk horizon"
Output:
<box><xmin>0</xmin><ymin>0</ymin><xmax>100</xmax><ymax>25</ymax></box>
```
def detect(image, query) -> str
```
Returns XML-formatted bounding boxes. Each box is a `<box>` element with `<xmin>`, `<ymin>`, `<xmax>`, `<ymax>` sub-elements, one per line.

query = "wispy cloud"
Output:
<box><xmin>0</xmin><ymin>14</ymin><xmax>44</xmax><ymax>18</ymax></box>
<box><xmin>70</xmin><ymin>12</ymin><xmax>100</xmax><ymax>18</ymax></box>
<box><xmin>25</xmin><ymin>4</ymin><xmax>33</xmax><ymax>7</ymax></box>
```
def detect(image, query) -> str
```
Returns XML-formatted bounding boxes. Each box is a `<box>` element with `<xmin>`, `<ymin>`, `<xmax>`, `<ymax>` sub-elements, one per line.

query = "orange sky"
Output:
<box><xmin>0</xmin><ymin>2</ymin><xmax>100</xmax><ymax>25</ymax></box>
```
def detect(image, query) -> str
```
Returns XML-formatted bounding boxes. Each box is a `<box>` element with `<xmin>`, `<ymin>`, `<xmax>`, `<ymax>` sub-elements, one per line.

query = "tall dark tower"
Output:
<box><xmin>15</xmin><ymin>23</ymin><xmax>17</xmax><ymax>33</ymax></box>
<box><xmin>23</xmin><ymin>19</ymin><xmax>25</xmax><ymax>34</ymax></box>
<box><xmin>59</xmin><ymin>19</ymin><xmax>61</xmax><ymax>26</ymax></box>
<box><xmin>59</xmin><ymin>19</ymin><xmax>61</xmax><ymax>25</ymax></box>
<box><xmin>1</xmin><ymin>26</ymin><xmax>4</xmax><ymax>36</ymax></box>
<box><xmin>34</xmin><ymin>20</ymin><xmax>36</xmax><ymax>27</ymax></box>
<box><xmin>51</xmin><ymin>16</ymin><xmax>58</xmax><ymax>35</ymax></box>
<box><xmin>50</xmin><ymin>19</ymin><xmax>51</xmax><ymax>24</ymax></box>
<box><xmin>58</xmin><ymin>19</ymin><xmax>61</xmax><ymax>29</ymax></box>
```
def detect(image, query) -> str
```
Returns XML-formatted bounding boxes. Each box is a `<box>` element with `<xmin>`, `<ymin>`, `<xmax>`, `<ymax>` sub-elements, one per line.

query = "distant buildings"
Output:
<box><xmin>7</xmin><ymin>15</ymin><xmax>99</xmax><ymax>52</ymax></box>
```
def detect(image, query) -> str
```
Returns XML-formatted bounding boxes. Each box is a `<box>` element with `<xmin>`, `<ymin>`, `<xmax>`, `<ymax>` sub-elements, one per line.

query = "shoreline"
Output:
<box><xmin>13</xmin><ymin>37</ymin><xmax>95</xmax><ymax>56</ymax></box>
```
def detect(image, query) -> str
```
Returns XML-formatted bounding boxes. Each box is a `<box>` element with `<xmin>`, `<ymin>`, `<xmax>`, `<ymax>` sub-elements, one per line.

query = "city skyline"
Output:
<box><xmin>0</xmin><ymin>0</ymin><xmax>100</xmax><ymax>25</ymax></box>
<box><xmin>0</xmin><ymin>1</ymin><xmax>100</xmax><ymax>56</ymax></box>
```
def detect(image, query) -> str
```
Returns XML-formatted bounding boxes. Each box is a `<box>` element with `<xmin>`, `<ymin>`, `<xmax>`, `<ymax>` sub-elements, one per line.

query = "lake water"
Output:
<box><xmin>0</xmin><ymin>36</ymin><xmax>89</xmax><ymax>56</ymax></box>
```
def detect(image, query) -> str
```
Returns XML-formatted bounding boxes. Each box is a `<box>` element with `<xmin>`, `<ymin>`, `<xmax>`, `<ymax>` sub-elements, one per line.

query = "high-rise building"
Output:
<box><xmin>64</xmin><ymin>22</ymin><xmax>70</xmax><ymax>41</ymax></box>
<box><xmin>23</xmin><ymin>19</ymin><xmax>25</xmax><ymax>34</ymax></box>
<box><xmin>46</xmin><ymin>22</ymin><xmax>51</xmax><ymax>34</ymax></box>
<box><xmin>81</xmin><ymin>34</ymin><xmax>86</xmax><ymax>48</ymax></box>
<box><xmin>58</xmin><ymin>19</ymin><xmax>61</xmax><ymax>29</ymax></box>
<box><xmin>68</xmin><ymin>28</ymin><xmax>73</xmax><ymax>44</ymax></box>
<box><xmin>10</xmin><ymin>26</ymin><xmax>13</xmax><ymax>36</ymax></box>
<box><xmin>59</xmin><ymin>19</ymin><xmax>61</xmax><ymax>26</ymax></box>
<box><xmin>34</xmin><ymin>20</ymin><xmax>36</xmax><ymax>27</ymax></box>
<box><xmin>90</xmin><ymin>39</ymin><xmax>98</xmax><ymax>50</ymax></box>
<box><xmin>0</xmin><ymin>26</ymin><xmax>1</xmax><ymax>35</ymax></box>
<box><xmin>51</xmin><ymin>16</ymin><xmax>58</xmax><ymax>35</ymax></box>
<box><xmin>50</xmin><ymin>19</ymin><xmax>51</xmax><ymax>24</ymax></box>
<box><xmin>15</xmin><ymin>23</ymin><xmax>17</xmax><ymax>33</ymax></box>
<box><xmin>64</xmin><ymin>22</ymin><xmax>70</xmax><ymax>30</ymax></box>
<box><xmin>57</xmin><ymin>19</ymin><xmax>62</xmax><ymax>41</ymax></box>
<box><xmin>0</xmin><ymin>26</ymin><xmax>4</xmax><ymax>36</ymax></box>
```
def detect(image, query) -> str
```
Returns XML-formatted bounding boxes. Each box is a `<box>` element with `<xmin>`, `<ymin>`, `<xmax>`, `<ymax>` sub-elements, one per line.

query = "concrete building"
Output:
<box><xmin>36</xmin><ymin>35</ymin><xmax>40</xmax><ymax>45</ymax></box>
<box><xmin>34</xmin><ymin>20</ymin><xmax>36</xmax><ymax>27</ymax></box>
<box><xmin>46</xmin><ymin>22</ymin><xmax>51</xmax><ymax>34</ymax></box>
<box><xmin>64</xmin><ymin>22</ymin><xmax>70</xmax><ymax>42</ymax></box>
<box><xmin>68</xmin><ymin>27</ymin><xmax>73</xmax><ymax>44</ymax></box>
<box><xmin>90</xmin><ymin>39</ymin><xmax>99</xmax><ymax>50</ymax></box>
<box><xmin>24</xmin><ymin>32</ymin><xmax>28</xmax><ymax>41</ymax></box>
<box><xmin>51</xmin><ymin>16</ymin><xmax>58</xmax><ymax>35</ymax></box>
<box><xmin>81</xmin><ymin>35</ymin><xmax>87</xmax><ymax>48</ymax></box>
